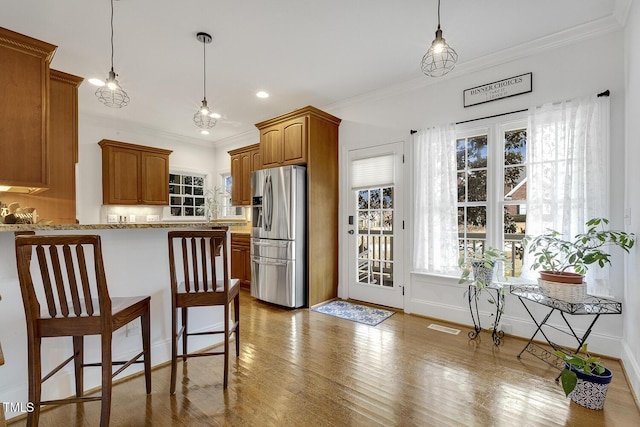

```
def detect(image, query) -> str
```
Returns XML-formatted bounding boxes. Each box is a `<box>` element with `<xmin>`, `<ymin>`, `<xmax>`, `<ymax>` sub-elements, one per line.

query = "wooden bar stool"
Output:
<box><xmin>168</xmin><ymin>229</ymin><xmax>240</xmax><ymax>393</ymax></box>
<box><xmin>14</xmin><ymin>234</ymin><xmax>151</xmax><ymax>427</ymax></box>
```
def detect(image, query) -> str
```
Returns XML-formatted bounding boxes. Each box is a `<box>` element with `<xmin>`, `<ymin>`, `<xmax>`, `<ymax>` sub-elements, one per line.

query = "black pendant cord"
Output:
<box><xmin>110</xmin><ymin>0</ymin><xmax>115</xmax><ymax>72</ymax></box>
<box><xmin>436</xmin><ymin>0</ymin><xmax>441</xmax><ymax>30</ymax></box>
<box><xmin>410</xmin><ymin>89</ymin><xmax>610</xmax><ymax>134</ymax></box>
<box><xmin>202</xmin><ymin>37</ymin><xmax>207</xmax><ymax>103</ymax></box>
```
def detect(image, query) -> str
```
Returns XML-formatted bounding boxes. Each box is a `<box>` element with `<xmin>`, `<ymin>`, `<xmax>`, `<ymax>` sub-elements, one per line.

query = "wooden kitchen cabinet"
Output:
<box><xmin>0</xmin><ymin>27</ymin><xmax>57</xmax><ymax>192</ymax></box>
<box><xmin>231</xmin><ymin>233</ymin><xmax>251</xmax><ymax>289</ymax></box>
<box><xmin>259</xmin><ymin>116</ymin><xmax>307</xmax><ymax>168</ymax></box>
<box><xmin>99</xmin><ymin>140</ymin><xmax>172</xmax><ymax>205</ymax></box>
<box><xmin>255</xmin><ymin>106</ymin><xmax>341</xmax><ymax>306</ymax></box>
<box><xmin>229</xmin><ymin>143</ymin><xmax>260</xmax><ymax>206</ymax></box>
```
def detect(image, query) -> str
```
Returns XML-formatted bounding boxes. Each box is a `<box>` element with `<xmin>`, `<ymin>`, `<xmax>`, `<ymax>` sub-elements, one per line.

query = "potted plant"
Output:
<box><xmin>523</xmin><ymin>217</ymin><xmax>635</xmax><ymax>285</ymax></box>
<box><xmin>554</xmin><ymin>344</ymin><xmax>613</xmax><ymax>410</ymax></box>
<box><xmin>458</xmin><ymin>245</ymin><xmax>508</xmax><ymax>288</ymax></box>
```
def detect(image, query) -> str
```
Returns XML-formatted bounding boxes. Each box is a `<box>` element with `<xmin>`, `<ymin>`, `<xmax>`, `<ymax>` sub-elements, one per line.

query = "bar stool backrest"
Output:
<box><xmin>15</xmin><ymin>234</ymin><xmax>112</xmax><ymax>329</ymax></box>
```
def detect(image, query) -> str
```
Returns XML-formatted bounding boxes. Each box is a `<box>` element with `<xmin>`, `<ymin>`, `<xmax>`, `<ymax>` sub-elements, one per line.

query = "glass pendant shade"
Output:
<box><xmin>421</xmin><ymin>27</ymin><xmax>458</xmax><ymax>77</ymax></box>
<box><xmin>96</xmin><ymin>68</ymin><xmax>130</xmax><ymax>108</ymax></box>
<box><xmin>194</xmin><ymin>98</ymin><xmax>217</xmax><ymax>129</ymax></box>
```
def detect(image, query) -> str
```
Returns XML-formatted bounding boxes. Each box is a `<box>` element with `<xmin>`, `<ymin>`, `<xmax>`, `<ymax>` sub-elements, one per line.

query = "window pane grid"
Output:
<box><xmin>357</xmin><ymin>187</ymin><xmax>394</xmax><ymax>288</ymax></box>
<box><xmin>169</xmin><ymin>172</ymin><xmax>206</xmax><ymax>218</ymax></box>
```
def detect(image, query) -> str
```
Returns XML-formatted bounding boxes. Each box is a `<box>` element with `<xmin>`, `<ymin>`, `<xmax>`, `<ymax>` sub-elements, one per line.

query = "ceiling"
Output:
<box><xmin>1</xmin><ymin>0</ymin><xmax>624</xmax><ymax>144</ymax></box>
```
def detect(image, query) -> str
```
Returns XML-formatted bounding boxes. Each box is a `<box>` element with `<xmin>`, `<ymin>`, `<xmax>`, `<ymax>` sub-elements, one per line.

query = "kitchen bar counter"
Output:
<box><xmin>0</xmin><ymin>221</ymin><xmax>244</xmax><ymax>420</ymax></box>
<box><xmin>0</xmin><ymin>221</ymin><xmax>244</xmax><ymax>232</ymax></box>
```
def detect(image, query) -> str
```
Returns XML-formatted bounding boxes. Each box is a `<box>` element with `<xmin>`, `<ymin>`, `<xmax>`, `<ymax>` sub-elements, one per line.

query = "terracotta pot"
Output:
<box><xmin>539</xmin><ymin>270</ymin><xmax>584</xmax><ymax>284</ymax></box>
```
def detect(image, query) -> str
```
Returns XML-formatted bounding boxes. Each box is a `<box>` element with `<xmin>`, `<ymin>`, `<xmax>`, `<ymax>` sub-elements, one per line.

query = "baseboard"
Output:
<box><xmin>621</xmin><ymin>341</ymin><xmax>640</xmax><ymax>408</ymax></box>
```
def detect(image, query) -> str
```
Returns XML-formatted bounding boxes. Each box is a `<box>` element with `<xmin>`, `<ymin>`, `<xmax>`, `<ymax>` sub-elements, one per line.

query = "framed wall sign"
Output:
<box><xmin>464</xmin><ymin>73</ymin><xmax>532</xmax><ymax>107</ymax></box>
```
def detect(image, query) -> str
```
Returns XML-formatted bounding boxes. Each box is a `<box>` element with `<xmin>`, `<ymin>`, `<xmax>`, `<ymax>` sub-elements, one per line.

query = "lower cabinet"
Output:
<box><xmin>231</xmin><ymin>233</ymin><xmax>251</xmax><ymax>289</ymax></box>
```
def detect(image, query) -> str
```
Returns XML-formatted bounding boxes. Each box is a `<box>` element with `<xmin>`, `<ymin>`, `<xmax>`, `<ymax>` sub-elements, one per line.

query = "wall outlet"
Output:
<box><xmin>107</xmin><ymin>214</ymin><xmax>118</xmax><ymax>223</ymax></box>
<box><xmin>129</xmin><ymin>214</ymin><xmax>136</xmax><ymax>223</ymax></box>
<box><xmin>146</xmin><ymin>214</ymin><xmax>160</xmax><ymax>222</ymax></box>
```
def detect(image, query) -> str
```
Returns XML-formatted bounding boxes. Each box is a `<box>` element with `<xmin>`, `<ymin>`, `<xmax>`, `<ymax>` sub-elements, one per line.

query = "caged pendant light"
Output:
<box><xmin>421</xmin><ymin>0</ymin><xmax>458</xmax><ymax>77</ymax></box>
<box><xmin>193</xmin><ymin>32</ymin><xmax>217</xmax><ymax>132</ymax></box>
<box><xmin>95</xmin><ymin>0</ymin><xmax>130</xmax><ymax>107</ymax></box>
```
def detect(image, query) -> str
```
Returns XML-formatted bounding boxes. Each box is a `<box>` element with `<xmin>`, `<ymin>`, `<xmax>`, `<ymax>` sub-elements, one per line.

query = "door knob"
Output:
<box><xmin>348</xmin><ymin>229</ymin><xmax>354</xmax><ymax>234</ymax></box>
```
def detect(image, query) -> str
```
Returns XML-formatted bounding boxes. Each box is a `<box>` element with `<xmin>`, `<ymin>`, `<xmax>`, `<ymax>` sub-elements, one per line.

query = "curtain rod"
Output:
<box><xmin>410</xmin><ymin>89</ymin><xmax>610</xmax><ymax>134</ymax></box>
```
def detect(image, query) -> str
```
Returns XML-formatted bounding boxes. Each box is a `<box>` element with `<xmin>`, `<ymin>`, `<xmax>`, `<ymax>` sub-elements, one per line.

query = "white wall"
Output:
<box><xmin>331</xmin><ymin>28</ymin><xmax>629</xmax><ymax>360</ymax></box>
<box><xmin>623</xmin><ymin>0</ymin><xmax>640</xmax><ymax>402</ymax></box>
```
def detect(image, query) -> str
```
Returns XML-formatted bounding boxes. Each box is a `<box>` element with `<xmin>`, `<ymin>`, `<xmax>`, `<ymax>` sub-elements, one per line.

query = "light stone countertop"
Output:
<box><xmin>0</xmin><ymin>221</ymin><xmax>246</xmax><ymax>232</ymax></box>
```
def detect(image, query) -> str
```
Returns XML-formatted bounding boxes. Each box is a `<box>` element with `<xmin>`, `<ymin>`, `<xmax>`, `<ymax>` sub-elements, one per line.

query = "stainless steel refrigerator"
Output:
<box><xmin>250</xmin><ymin>165</ymin><xmax>306</xmax><ymax>308</ymax></box>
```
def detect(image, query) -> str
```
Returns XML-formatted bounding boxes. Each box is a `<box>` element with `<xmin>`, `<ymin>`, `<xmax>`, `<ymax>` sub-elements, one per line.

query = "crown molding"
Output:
<box><xmin>327</xmin><ymin>14</ymin><xmax>624</xmax><ymax>111</ymax></box>
<box><xmin>79</xmin><ymin>112</ymin><xmax>215</xmax><ymax>148</ymax></box>
<box><xmin>613</xmin><ymin>0</ymin><xmax>633</xmax><ymax>26</ymax></box>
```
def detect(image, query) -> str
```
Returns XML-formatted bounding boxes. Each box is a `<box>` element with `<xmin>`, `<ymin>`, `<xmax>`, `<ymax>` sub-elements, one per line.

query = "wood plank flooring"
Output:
<box><xmin>10</xmin><ymin>290</ymin><xmax>640</xmax><ymax>426</ymax></box>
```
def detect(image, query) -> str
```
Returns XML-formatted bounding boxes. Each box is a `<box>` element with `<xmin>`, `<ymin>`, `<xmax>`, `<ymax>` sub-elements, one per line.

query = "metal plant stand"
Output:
<box><xmin>467</xmin><ymin>283</ymin><xmax>505</xmax><ymax>346</ymax></box>
<box><xmin>510</xmin><ymin>284</ymin><xmax>622</xmax><ymax>373</ymax></box>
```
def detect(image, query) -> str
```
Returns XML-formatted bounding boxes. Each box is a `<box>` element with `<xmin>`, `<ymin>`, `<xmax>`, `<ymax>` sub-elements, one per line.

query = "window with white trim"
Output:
<box><xmin>456</xmin><ymin>118</ymin><xmax>528</xmax><ymax>278</ymax></box>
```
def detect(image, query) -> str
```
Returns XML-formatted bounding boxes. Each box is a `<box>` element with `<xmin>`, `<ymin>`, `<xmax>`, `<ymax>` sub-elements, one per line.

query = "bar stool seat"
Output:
<box><xmin>15</xmin><ymin>234</ymin><xmax>151</xmax><ymax>427</ymax></box>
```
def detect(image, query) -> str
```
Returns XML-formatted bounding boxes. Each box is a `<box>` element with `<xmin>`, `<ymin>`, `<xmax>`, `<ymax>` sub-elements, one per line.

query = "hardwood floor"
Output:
<box><xmin>10</xmin><ymin>289</ymin><xmax>640</xmax><ymax>426</ymax></box>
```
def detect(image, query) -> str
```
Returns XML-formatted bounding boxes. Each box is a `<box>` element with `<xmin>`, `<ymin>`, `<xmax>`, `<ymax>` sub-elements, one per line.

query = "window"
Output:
<box><xmin>169</xmin><ymin>172</ymin><xmax>206</xmax><ymax>218</ymax></box>
<box><xmin>217</xmin><ymin>173</ymin><xmax>245</xmax><ymax>218</ymax></box>
<box><xmin>456</xmin><ymin>119</ymin><xmax>527</xmax><ymax>278</ymax></box>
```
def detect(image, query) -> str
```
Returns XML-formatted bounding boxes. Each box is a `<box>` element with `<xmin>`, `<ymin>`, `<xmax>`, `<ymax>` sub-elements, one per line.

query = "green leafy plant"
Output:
<box><xmin>523</xmin><ymin>218</ymin><xmax>635</xmax><ymax>275</ymax></box>
<box><xmin>554</xmin><ymin>344</ymin><xmax>606</xmax><ymax>397</ymax></box>
<box><xmin>458</xmin><ymin>245</ymin><xmax>507</xmax><ymax>287</ymax></box>
<box><xmin>459</xmin><ymin>245</ymin><xmax>508</xmax><ymax>311</ymax></box>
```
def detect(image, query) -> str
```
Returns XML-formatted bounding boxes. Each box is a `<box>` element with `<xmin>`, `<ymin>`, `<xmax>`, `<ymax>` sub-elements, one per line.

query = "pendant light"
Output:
<box><xmin>421</xmin><ymin>0</ymin><xmax>458</xmax><ymax>77</ymax></box>
<box><xmin>193</xmin><ymin>32</ymin><xmax>217</xmax><ymax>132</ymax></box>
<box><xmin>95</xmin><ymin>0</ymin><xmax>130</xmax><ymax>107</ymax></box>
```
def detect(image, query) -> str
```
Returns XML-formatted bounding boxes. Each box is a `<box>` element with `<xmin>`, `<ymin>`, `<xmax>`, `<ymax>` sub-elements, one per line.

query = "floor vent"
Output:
<box><xmin>427</xmin><ymin>323</ymin><xmax>460</xmax><ymax>335</ymax></box>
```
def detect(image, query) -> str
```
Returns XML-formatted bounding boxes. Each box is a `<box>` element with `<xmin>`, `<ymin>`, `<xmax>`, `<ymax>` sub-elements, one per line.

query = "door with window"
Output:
<box><xmin>347</xmin><ymin>142</ymin><xmax>404</xmax><ymax>309</ymax></box>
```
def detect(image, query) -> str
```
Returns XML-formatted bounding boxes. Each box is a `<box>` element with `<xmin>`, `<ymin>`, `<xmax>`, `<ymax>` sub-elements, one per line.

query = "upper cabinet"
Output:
<box><xmin>258</xmin><ymin>116</ymin><xmax>307</xmax><ymax>168</ymax></box>
<box><xmin>99</xmin><ymin>140</ymin><xmax>172</xmax><ymax>205</ymax></box>
<box><xmin>0</xmin><ymin>27</ymin><xmax>57</xmax><ymax>192</ymax></box>
<box><xmin>229</xmin><ymin>143</ymin><xmax>260</xmax><ymax>206</ymax></box>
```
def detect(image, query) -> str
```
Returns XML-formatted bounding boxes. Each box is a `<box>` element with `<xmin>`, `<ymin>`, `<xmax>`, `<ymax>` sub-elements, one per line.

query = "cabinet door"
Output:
<box><xmin>251</xmin><ymin>147</ymin><xmax>262</xmax><ymax>172</ymax></box>
<box><xmin>231</xmin><ymin>244</ymin><xmax>246</xmax><ymax>285</ymax></box>
<box><xmin>105</xmin><ymin>147</ymin><xmax>140</xmax><ymax>204</ymax></box>
<box><xmin>141</xmin><ymin>151</ymin><xmax>170</xmax><ymax>204</ymax></box>
<box><xmin>281</xmin><ymin>117</ymin><xmax>307</xmax><ymax>165</ymax></box>
<box><xmin>240</xmin><ymin>152</ymin><xmax>252</xmax><ymax>205</ymax></box>
<box><xmin>0</xmin><ymin>29</ymin><xmax>56</xmax><ymax>189</ymax></box>
<box><xmin>243</xmin><ymin>247</ymin><xmax>252</xmax><ymax>286</ymax></box>
<box><xmin>230</xmin><ymin>153</ymin><xmax>243</xmax><ymax>205</ymax></box>
<box><xmin>260</xmin><ymin>125</ymin><xmax>282</xmax><ymax>167</ymax></box>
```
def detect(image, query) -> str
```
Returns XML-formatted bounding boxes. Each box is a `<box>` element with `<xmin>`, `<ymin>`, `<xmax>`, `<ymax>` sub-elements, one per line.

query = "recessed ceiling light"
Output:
<box><xmin>200</xmin><ymin>130</ymin><xmax>210</xmax><ymax>135</ymax></box>
<box><xmin>210</xmin><ymin>112</ymin><xmax>221</xmax><ymax>119</ymax></box>
<box><xmin>256</xmin><ymin>91</ymin><xmax>269</xmax><ymax>98</ymax></box>
<box><xmin>89</xmin><ymin>78</ymin><xmax>106</xmax><ymax>87</ymax></box>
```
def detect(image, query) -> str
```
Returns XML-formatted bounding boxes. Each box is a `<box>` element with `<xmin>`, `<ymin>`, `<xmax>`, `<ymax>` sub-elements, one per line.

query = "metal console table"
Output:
<box><xmin>467</xmin><ymin>283</ymin><xmax>506</xmax><ymax>346</ymax></box>
<box><xmin>510</xmin><ymin>284</ymin><xmax>622</xmax><ymax>370</ymax></box>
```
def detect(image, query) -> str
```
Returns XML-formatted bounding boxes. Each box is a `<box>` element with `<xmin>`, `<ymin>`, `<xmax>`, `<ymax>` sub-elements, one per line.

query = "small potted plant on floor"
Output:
<box><xmin>523</xmin><ymin>218</ymin><xmax>635</xmax><ymax>297</ymax></box>
<box><xmin>554</xmin><ymin>344</ymin><xmax>613</xmax><ymax>410</ymax></box>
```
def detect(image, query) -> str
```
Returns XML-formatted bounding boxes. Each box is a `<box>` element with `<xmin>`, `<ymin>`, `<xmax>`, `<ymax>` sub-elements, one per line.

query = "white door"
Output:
<box><xmin>347</xmin><ymin>142</ymin><xmax>404</xmax><ymax>309</ymax></box>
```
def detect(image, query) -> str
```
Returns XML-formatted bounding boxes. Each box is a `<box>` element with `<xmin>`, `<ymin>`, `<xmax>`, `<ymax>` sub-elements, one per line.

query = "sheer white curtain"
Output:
<box><xmin>413</xmin><ymin>124</ymin><xmax>459</xmax><ymax>273</ymax></box>
<box><xmin>523</xmin><ymin>94</ymin><xmax>610</xmax><ymax>294</ymax></box>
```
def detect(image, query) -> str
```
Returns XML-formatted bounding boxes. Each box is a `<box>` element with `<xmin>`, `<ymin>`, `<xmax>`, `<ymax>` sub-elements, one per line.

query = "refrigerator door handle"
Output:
<box><xmin>264</xmin><ymin>175</ymin><xmax>273</xmax><ymax>231</ymax></box>
<box><xmin>253</xmin><ymin>240</ymin><xmax>289</xmax><ymax>247</ymax></box>
<box><xmin>252</xmin><ymin>256</ymin><xmax>288</xmax><ymax>266</ymax></box>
